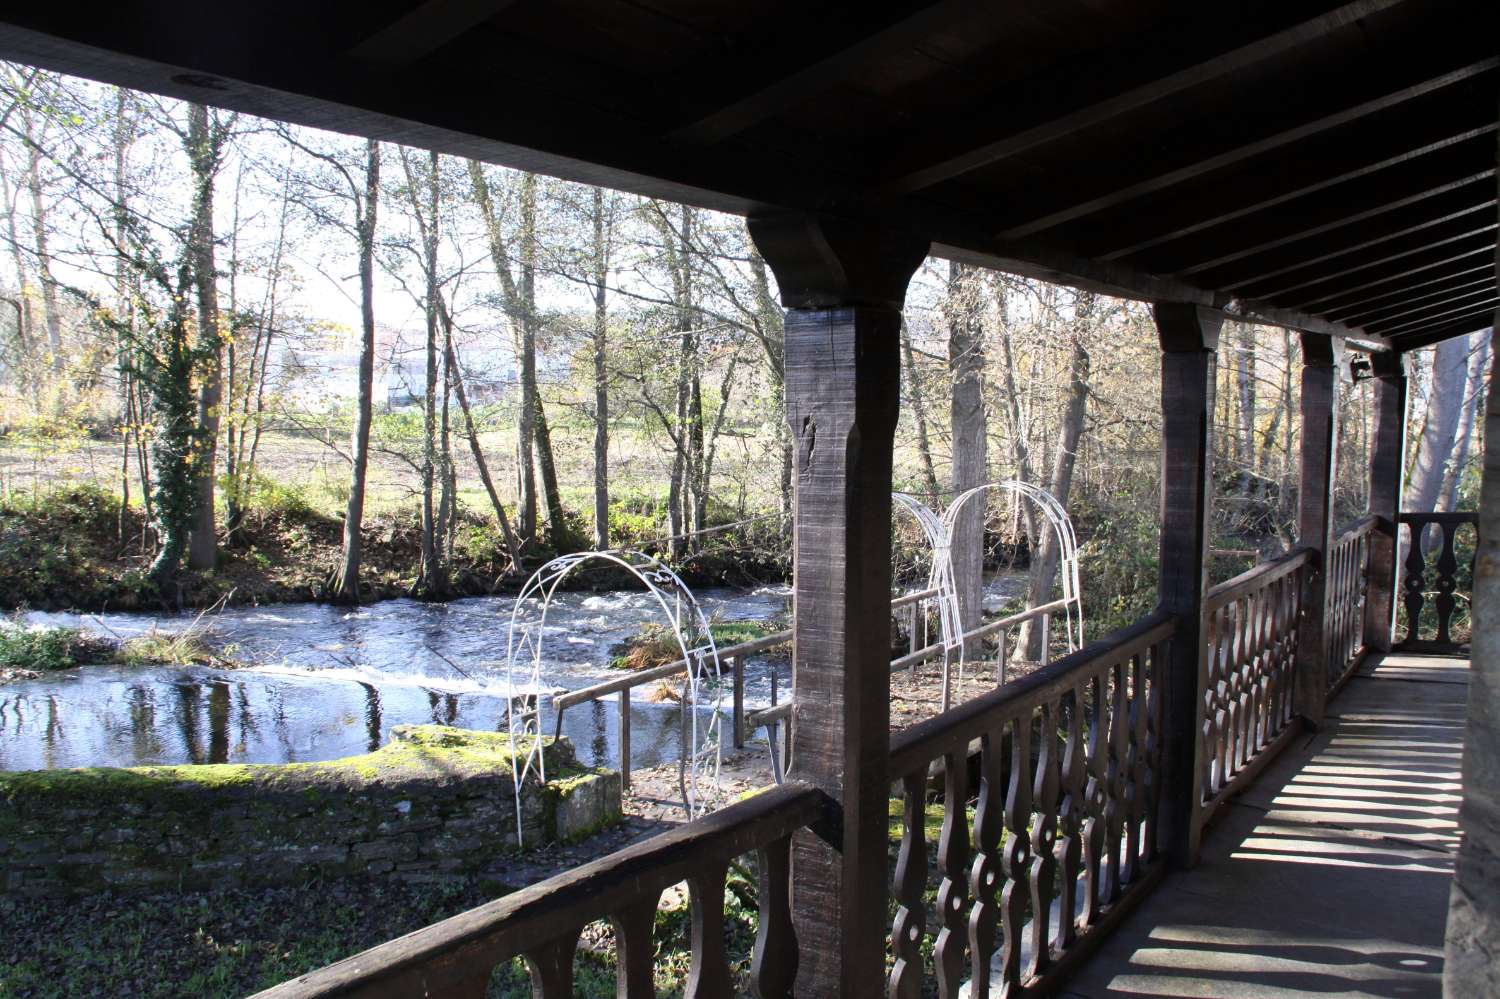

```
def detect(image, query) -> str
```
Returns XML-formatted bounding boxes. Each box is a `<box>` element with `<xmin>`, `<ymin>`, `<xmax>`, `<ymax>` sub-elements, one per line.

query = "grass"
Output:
<box><xmin>0</xmin><ymin>619</ymin><xmax>114</xmax><ymax>673</ymax></box>
<box><xmin>608</xmin><ymin>619</ymin><xmax>787</xmax><ymax>671</ymax></box>
<box><xmin>0</xmin><ymin>865</ymin><xmax>764</xmax><ymax>998</ymax></box>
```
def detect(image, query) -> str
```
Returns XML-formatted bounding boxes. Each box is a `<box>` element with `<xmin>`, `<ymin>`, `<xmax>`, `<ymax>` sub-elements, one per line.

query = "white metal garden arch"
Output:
<box><xmin>892</xmin><ymin>481</ymin><xmax>1084</xmax><ymax>706</ymax></box>
<box><xmin>503</xmin><ymin>550</ymin><xmax>724</xmax><ymax>844</ymax></box>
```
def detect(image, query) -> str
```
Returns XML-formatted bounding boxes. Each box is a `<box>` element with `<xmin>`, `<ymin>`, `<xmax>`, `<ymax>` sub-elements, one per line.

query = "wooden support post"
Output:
<box><xmin>1151</xmin><ymin>301</ymin><xmax>1222</xmax><ymax>867</ymax></box>
<box><xmin>1364</xmin><ymin>350</ymin><xmax>1410</xmax><ymax>652</ymax></box>
<box><xmin>748</xmin><ymin>212</ymin><xmax>928</xmax><ymax>998</ymax></box>
<box><xmin>1294</xmin><ymin>335</ymin><xmax>1343</xmax><ymax>728</ymax></box>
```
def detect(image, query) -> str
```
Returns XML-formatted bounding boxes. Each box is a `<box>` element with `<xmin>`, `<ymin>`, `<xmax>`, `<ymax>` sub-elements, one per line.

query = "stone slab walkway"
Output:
<box><xmin>1061</xmin><ymin>652</ymin><xmax>1466</xmax><ymax>998</ymax></box>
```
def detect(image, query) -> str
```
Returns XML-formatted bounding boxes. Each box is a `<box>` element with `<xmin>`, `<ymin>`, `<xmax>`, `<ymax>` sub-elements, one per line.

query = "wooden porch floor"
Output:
<box><xmin>1061</xmin><ymin>652</ymin><xmax>1466</xmax><ymax>998</ymax></box>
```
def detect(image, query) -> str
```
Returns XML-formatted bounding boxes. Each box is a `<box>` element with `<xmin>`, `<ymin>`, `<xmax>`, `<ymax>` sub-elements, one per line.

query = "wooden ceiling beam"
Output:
<box><xmin>884</xmin><ymin>0</ymin><xmax>1410</xmax><ymax>193</ymax></box>
<box><xmin>1223</xmin><ymin>300</ymin><xmax>1379</xmax><ymax>346</ymax></box>
<box><xmin>1289</xmin><ymin>242</ymin><xmax>1497</xmax><ymax>312</ymax></box>
<box><xmin>1337</xmin><ymin>274</ymin><xmax>1497</xmax><ymax>326</ymax></box>
<box><xmin>347</xmin><ymin>0</ymin><xmax>521</xmax><ymax>66</ymax></box>
<box><xmin>1369</xmin><ymin>294</ymin><xmax>1500</xmax><ymax>336</ymax></box>
<box><xmin>1324</xmin><ymin>261</ymin><xmax>1495</xmax><ymax>321</ymax></box>
<box><xmin>1388</xmin><ymin>310</ymin><xmax>1497</xmax><ymax>351</ymax></box>
<box><xmin>995</xmin><ymin>51</ymin><xmax>1498</xmax><ymax>241</ymax></box>
<box><xmin>1185</xmin><ymin>180</ymin><xmax>1495</xmax><ymax>290</ymax></box>
<box><xmin>1236</xmin><ymin>214</ymin><xmax>1498</xmax><ymax>301</ymax></box>
<box><xmin>1081</xmin><ymin>95</ymin><xmax>1498</xmax><ymax>262</ymax></box>
<box><xmin>667</xmin><ymin>0</ymin><xmax>970</xmax><ymax>146</ymax></box>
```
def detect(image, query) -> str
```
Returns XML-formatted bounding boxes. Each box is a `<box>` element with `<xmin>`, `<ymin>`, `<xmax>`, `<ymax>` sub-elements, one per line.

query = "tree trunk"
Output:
<box><xmin>185</xmin><ymin>103</ymin><xmax>222</xmax><ymax>572</ymax></box>
<box><xmin>947</xmin><ymin>261</ymin><xmax>987</xmax><ymax>646</ymax></box>
<box><xmin>446</xmin><ymin>321</ymin><xmax>522</xmax><ymax>571</ymax></box>
<box><xmin>900</xmin><ymin>321</ymin><xmax>942</xmax><ymax>504</ymax></box>
<box><xmin>21</xmin><ymin>106</ymin><xmax>63</xmax><ymax>376</ymax></box>
<box><xmin>1017</xmin><ymin>293</ymin><xmax>1092</xmax><ymax>661</ymax></box>
<box><xmin>1408</xmin><ymin>332</ymin><xmax>1471</xmax><ymax>515</ymax></box>
<box><xmin>332</xmin><ymin>139</ymin><xmax>380</xmax><ymax>604</ymax></box>
<box><xmin>591</xmin><ymin>188</ymin><xmax>611</xmax><ymax>551</ymax></box>
<box><xmin>411</xmin><ymin>149</ymin><xmax>449</xmax><ymax>598</ymax></box>
<box><xmin>994</xmin><ymin>284</ymin><xmax>1041</xmax><ymax>553</ymax></box>
<box><xmin>1441</xmin><ymin>329</ymin><xmax>1492</xmax><ymax>511</ymax></box>
<box><xmin>1236</xmin><ymin>321</ymin><xmax>1256</xmax><ymax>490</ymax></box>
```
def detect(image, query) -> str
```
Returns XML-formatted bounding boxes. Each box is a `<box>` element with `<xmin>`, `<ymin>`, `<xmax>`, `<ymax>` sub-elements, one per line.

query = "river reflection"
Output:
<box><xmin>6</xmin><ymin>575</ymin><xmax>1026</xmax><ymax>771</ymax></box>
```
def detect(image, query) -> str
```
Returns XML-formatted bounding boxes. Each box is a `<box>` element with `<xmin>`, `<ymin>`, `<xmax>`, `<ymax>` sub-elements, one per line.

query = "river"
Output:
<box><xmin>2</xmin><ymin>575</ymin><xmax>1028</xmax><ymax>773</ymax></box>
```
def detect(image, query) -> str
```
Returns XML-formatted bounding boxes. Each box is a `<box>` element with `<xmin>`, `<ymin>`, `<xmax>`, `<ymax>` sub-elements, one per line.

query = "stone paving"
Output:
<box><xmin>1061</xmin><ymin>652</ymin><xmax>1466</xmax><ymax>998</ymax></box>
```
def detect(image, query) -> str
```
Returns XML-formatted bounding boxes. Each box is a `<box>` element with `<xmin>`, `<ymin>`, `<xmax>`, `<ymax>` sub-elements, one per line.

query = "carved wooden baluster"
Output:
<box><xmin>1435</xmin><ymin>520</ymin><xmax>1460</xmax><ymax>645</ymax></box>
<box><xmin>753</xmin><ymin>834</ymin><xmax>796</xmax><ymax>999</ymax></box>
<box><xmin>1053</xmin><ymin>686</ymin><xmax>1086</xmax><ymax>952</ymax></box>
<box><xmin>1201</xmin><ymin>605</ymin><xmax>1223</xmax><ymax>801</ymax></box>
<box><xmin>1239</xmin><ymin>591</ymin><xmax>1258</xmax><ymax>766</ymax></box>
<box><xmin>1103</xmin><ymin>658</ymin><xmax>1128</xmax><ymax>904</ymax></box>
<box><xmin>449</xmin><ymin>969</ymin><xmax>497</xmax><ymax>999</ymax></box>
<box><xmin>968</xmin><ymin>727</ymin><xmax>1004</xmax><ymax>998</ymax></box>
<box><xmin>1403</xmin><ymin>521</ymin><xmax>1427</xmax><ymax>643</ymax></box>
<box><xmin>1143</xmin><ymin>641</ymin><xmax>1165</xmax><ymax>864</ymax></box>
<box><xmin>524</xmin><ymin>928</ymin><xmax>583</xmax><ymax>998</ymax></box>
<box><xmin>934</xmin><ymin>749</ymin><xmax>971</xmax><ymax>999</ymax></box>
<box><xmin>889</xmin><ymin>771</ymin><xmax>929</xmax><ymax>999</ymax></box>
<box><xmin>998</xmin><ymin>715</ymin><xmax>1033</xmax><ymax>990</ymax></box>
<box><xmin>1027</xmin><ymin>699</ymin><xmax>1060</xmax><ymax>981</ymax></box>
<box><xmin>1123</xmin><ymin>652</ymin><xmax>1148</xmax><ymax>883</ymax></box>
<box><xmin>611</xmin><ymin>895</ymin><xmax>660</xmax><ymax>998</ymax></box>
<box><xmin>1081</xmin><ymin>673</ymin><xmax>1108</xmax><ymax>927</ymax></box>
<box><xmin>1219</xmin><ymin>601</ymin><xmax>1239</xmax><ymax>787</ymax></box>
<box><xmin>686</xmin><ymin>861</ymin><xmax>734</xmax><ymax>998</ymax></box>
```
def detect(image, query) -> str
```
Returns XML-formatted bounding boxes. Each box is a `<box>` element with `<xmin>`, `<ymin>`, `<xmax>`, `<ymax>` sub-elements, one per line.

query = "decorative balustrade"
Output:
<box><xmin>1327</xmin><ymin>516</ymin><xmax>1376</xmax><ymax>693</ymax></box>
<box><xmin>1398</xmin><ymin>511</ymin><xmax>1479</xmax><ymax>653</ymax></box>
<box><xmin>1196</xmin><ymin>549</ymin><xmax>1311</xmax><ymax>833</ymax></box>
<box><xmin>251</xmin><ymin>780</ymin><xmax>831</xmax><ymax>999</ymax></box>
<box><xmin>885</xmin><ymin>611</ymin><xmax>1175</xmax><ymax>997</ymax></box>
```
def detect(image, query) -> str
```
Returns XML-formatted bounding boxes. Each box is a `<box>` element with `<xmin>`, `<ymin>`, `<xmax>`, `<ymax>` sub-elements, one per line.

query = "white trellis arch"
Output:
<box><xmin>946</xmin><ymin>481</ymin><xmax>1085</xmax><ymax>653</ymax></box>
<box><xmin>892</xmin><ymin>481</ymin><xmax>1084</xmax><ymax>706</ymax></box>
<box><xmin>503</xmin><ymin>551</ymin><xmax>724</xmax><ymax>844</ymax></box>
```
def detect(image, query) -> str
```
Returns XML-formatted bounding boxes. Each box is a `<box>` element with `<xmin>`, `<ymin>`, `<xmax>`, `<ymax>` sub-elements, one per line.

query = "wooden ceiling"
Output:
<box><xmin>1</xmin><ymin>0</ymin><xmax>1495</xmax><ymax>351</ymax></box>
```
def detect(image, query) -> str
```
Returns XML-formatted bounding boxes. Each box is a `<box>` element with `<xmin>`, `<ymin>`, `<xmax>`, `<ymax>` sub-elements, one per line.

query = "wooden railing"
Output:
<box><xmin>1327</xmin><ymin>516</ymin><xmax>1376</xmax><ymax>694</ymax></box>
<box><xmin>1195</xmin><ymin>548</ymin><xmax>1311</xmax><ymax>833</ymax></box>
<box><xmin>251</xmin><ymin>780</ymin><xmax>832</xmax><ymax>999</ymax></box>
<box><xmin>555</xmin><ymin>586</ymin><xmax>1068</xmax><ymax>787</ymax></box>
<box><xmin>1398</xmin><ymin>511</ymin><xmax>1479</xmax><ymax>653</ymax></box>
<box><xmin>885</xmin><ymin>610</ymin><xmax>1175</xmax><ymax>997</ymax></box>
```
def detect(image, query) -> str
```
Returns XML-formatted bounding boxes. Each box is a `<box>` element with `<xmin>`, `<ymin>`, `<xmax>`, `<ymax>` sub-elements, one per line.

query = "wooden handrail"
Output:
<box><xmin>888</xmin><ymin>609</ymin><xmax>1176</xmax><ymax>777</ymax></box>
<box><xmin>1397</xmin><ymin>510</ymin><xmax>1479</xmax><ymax>526</ymax></box>
<box><xmin>252</xmin><ymin>780</ymin><xmax>831</xmax><ymax>998</ymax></box>
<box><xmin>1203</xmin><ymin>547</ymin><xmax>1314</xmax><ymax>612</ymax></box>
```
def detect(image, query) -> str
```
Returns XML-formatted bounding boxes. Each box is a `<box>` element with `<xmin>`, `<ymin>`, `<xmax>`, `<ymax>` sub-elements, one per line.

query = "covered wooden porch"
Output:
<box><xmin>0</xmin><ymin>2</ymin><xmax>1494</xmax><ymax>996</ymax></box>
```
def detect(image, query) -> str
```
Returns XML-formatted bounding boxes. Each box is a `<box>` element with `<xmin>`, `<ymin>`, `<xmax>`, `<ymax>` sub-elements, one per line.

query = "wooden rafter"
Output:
<box><xmin>1387</xmin><ymin>309</ymin><xmax>1498</xmax><ymax>350</ymax></box>
<box><xmin>348</xmin><ymin>0</ymin><xmax>520</xmax><ymax>66</ymax></box>
<box><xmin>883</xmin><ymin>0</ymin><xmax>1411</xmax><ymax>193</ymax></box>
<box><xmin>1338</xmin><ymin>275</ymin><xmax>1497</xmax><ymax>326</ymax></box>
<box><xmin>1326</xmin><ymin>262</ymin><xmax>1497</xmax><ymax>322</ymax></box>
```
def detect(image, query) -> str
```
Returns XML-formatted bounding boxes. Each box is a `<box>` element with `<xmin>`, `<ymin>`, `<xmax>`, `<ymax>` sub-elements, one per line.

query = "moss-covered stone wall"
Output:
<box><xmin>0</xmin><ymin>725</ymin><xmax>621</xmax><ymax>897</ymax></box>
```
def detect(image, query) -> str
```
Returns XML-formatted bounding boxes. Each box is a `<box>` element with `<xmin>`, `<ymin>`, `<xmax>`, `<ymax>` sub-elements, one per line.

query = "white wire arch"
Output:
<box><xmin>503</xmin><ymin>550</ymin><xmax>724</xmax><ymax>844</ymax></box>
<box><xmin>945</xmin><ymin>481</ymin><xmax>1085</xmax><ymax>653</ymax></box>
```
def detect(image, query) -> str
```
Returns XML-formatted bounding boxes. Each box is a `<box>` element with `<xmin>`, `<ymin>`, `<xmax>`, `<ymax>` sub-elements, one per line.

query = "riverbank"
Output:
<box><xmin>0</xmin><ymin>486</ymin><xmax>790</xmax><ymax>614</ymax></box>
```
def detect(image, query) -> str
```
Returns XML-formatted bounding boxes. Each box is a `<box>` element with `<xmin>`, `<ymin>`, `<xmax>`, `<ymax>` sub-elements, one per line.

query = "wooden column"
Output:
<box><xmin>747</xmin><ymin>212</ymin><xmax>928</xmax><ymax>998</ymax></box>
<box><xmin>1364</xmin><ymin>350</ymin><xmax>1409</xmax><ymax>652</ymax></box>
<box><xmin>1293</xmin><ymin>335</ymin><xmax>1343</xmax><ymax>728</ymax></box>
<box><xmin>1151</xmin><ymin>302</ymin><xmax>1222</xmax><ymax>867</ymax></box>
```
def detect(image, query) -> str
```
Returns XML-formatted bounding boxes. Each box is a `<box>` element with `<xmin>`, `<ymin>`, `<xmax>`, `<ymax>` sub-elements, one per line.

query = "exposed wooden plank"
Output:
<box><xmin>1326</xmin><ymin>261</ymin><xmax>1497</xmax><ymax>321</ymax></box>
<box><xmin>1151</xmin><ymin>302</ymin><xmax>1223</xmax><ymax>866</ymax></box>
<box><xmin>1367</xmin><ymin>290</ymin><xmax>1500</xmax><ymax>335</ymax></box>
<box><xmin>1389</xmin><ymin>312</ymin><xmax>1497</xmax><ymax>350</ymax></box>
<box><xmin>668</xmin><ymin>0</ymin><xmax>968</xmax><ymax>146</ymax></box>
<box><xmin>1239</xmin><ymin>215</ymin><xmax>1499</xmax><ymax>301</ymax></box>
<box><xmin>1225</xmin><ymin>300</ymin><xmax>1380</xmax><ymax>347</ymax></box>
<box><xmin>1198</xmin><ymin>187</ymin><xmax>1497</xmax><ymax>292</ymax></box>
<box><xmin>1082</xmin><ymin>106</ymin><xmax>1500</xmax><ymax>263</ymax></box>
<box><xmin>1280</xmin><ymin>236</ymin><xmax>1497</xmax><ymax>311</ymax></box>
<box><xmin>1379</xmin><ymin>299</ymin><xmax>1499</xmax><ymax>339</ymax></box>
<box><xmin>1340</xmin><ymin>276</ymin><xmax>1497</xmax><ymax>327</ymax></box>
<box><xmin>348</xmin><ymin>0</ymin><xmax>521</xmax><ymax>66</ymax></box>
<box><xmin>885</xmin><ymin>0</ymin><xmax>1411</xmax><ymax>193</ymax></box>
<box><xmin>995</xmin><ymin>51</ymin><xmax>1499</xmax><ymax>241</ymax></box>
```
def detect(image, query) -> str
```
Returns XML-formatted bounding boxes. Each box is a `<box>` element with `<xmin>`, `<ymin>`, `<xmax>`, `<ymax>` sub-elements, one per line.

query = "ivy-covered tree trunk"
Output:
<box><xmin>185</xmin><ymin>103</ymin><xmax>224</xmax><ymax>572</ymax></box>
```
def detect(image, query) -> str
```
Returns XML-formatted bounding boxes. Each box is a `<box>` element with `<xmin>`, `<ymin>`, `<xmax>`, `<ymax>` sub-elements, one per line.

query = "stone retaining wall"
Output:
<box><xmin>0</xmin><ymin>725</ymin><xmax>620</xmax><ymax>897</ymax></box>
